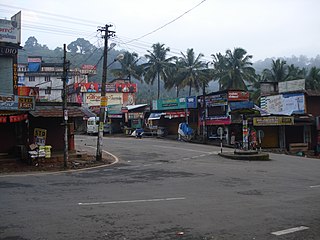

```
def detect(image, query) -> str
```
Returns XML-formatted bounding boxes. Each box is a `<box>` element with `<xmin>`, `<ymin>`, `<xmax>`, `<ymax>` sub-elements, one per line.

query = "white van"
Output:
<box><xmin>86</xmin><ymin>117</ymin><xmax>112</xmax><ymax>135</ymax></box>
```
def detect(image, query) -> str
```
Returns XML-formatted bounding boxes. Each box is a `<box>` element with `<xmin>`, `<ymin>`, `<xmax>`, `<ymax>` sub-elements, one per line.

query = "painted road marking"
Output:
<box><xmin>78</xmin><ymin>197</ymin><xmax>186</xmax><ymax>206</ymax></box>
<box><xmin>271</xmin><ymin>226</ymin><xmax>309</xmax><ymax>236</ymax></box>
<box><xmin>310</xmin><ymin>185</ymin><xmax>320</xmax><ymax>188</ymax></box>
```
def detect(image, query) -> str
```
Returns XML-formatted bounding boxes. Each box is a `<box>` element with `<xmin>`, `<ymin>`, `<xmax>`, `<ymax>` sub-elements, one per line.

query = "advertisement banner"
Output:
<box><xmin>73</xmin><ymin>82</ymin><xmax>137</xmax><ymax>93</ymax></box>
<box><xmin>0</xmin><ymin>12</ymin><xmax>21</xmax><ymax>44</ymax></box>
<box><xmin>279</xmin><ymin>79</ymin><xmax>305</xmax><ymax>93</ymax></box>
<box><xmin>84</xmin><ymin>93</ymin><xmax>122</xmax><ymax>107</ymax></box>
<box><xmin>260</xmin><ymin>93</ymin><xmax>305</xmax><ymax>115</ymax></box>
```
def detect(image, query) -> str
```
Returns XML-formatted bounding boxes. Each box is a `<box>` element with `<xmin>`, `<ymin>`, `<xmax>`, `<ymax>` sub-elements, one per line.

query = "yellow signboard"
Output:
<box><xmin>100</xmin><ymin>96</ymin><xmax>108</xmax><ymax>107</ymax></box>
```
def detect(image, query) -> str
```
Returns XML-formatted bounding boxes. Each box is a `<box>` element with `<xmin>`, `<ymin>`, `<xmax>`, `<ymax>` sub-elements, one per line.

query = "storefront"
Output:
<box><xmin>150</xmin><ymin>97</ymin><xmax>197</xmax><ymax>135</ymax></box>
<box><xmin>253</xmin><ymin>116</ymin><xmax>294</xmax><ymax>149</ymax></box>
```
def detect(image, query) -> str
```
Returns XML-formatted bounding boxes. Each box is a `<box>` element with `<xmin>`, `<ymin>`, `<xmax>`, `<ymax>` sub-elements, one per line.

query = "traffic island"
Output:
<box><xmin>219</xmin><ymin>149</ymin><xmax>270</xmax><ymax>161</ymax></box>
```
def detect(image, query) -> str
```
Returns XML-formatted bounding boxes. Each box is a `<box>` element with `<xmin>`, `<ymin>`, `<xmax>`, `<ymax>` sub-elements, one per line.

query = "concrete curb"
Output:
<box><xmin>0</xmin><ymin>149</ymin><xmax>119</xmax><ymax>178</ymax></box>
<box><xmin>218</xmin><ymin>152</ymin><xmax>270</xmax><ymax>161</ymax></box>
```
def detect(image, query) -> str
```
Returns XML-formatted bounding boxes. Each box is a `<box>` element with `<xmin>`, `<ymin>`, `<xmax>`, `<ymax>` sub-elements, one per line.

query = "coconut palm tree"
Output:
<box><xmin>212</xmin><ymin>48</ymin><xmax>256</xmax><ymax>90</ymax></box>
<box><xmin>306</xmin><ymin>66</ymin><xmax>320</xmax><ymax>91</ymax></box>
<box><xmin>262</xmin><ymin>59</ymin><xmax>289</xmax><ymax>82</ymax></box>
<box><xmin>164</xmin><ymin>60</ymin><xmax>186</xmax><ymax>97</ymax></box>
<box><xmin>141</xmin><ymin>43</ymin><xmax>176</xmax><ymax>99</ymax></box>
<box><xmin>178</xmin><ymin>48</ymin><xmax>208</xmax><ymax>96</ymax></box>
<box><xmin>110</xmin><ymin>51</ymin><xmax>142</xmax><ymax>83</ymax></box>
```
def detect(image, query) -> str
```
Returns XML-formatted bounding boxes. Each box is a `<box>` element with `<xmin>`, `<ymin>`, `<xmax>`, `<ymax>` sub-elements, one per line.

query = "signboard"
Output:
<box><xmin>34</xmin><ymin>128</ymin><xmax>47</xmax><ymax>146</ymax></box>
<box><xmin>80</xmin><ymin>64</ymin><xmax>97</xmax><ymax>74</ymax></box>
<box><xmin>100</xmin><ymin>96</ymin><xmax>107</xmax><ymax>107</ymax></box>
<box><xmin>74</xmin><ymin>82</ymin><xmax>137</xmax><ymax>93</ymax></box>
<box><xmin>17</xmin><ymin>86</ymin><xmax>39</xmax><ymax>100</ymax></box>
<box><xmin>253</xmin><ymin>116</ymin><xmax>294</xmax><ymax>126</ymax></box>
<box><xmin>201</xmin><ymin>116</ymin><xmax>231</xmax><ymax>125</ymax></box>
<box><xmin>205</xmin><ymin>93</ymin><xmax>228</xmax><ymax>106</ymax></box>
<box><xmin>153</xmin><ymin>97</ymin><xmax>197</xmax><ymax>111</ymax></box>
<box><xmin>0</xmin><ymin>95</ymin><xmax>35</xmax><ymax>110</ymax></box>
<box><xmin>85</xmin><ymin>93</ymin><xmax>122</xmax><ymax>107</ymax></box>
<box><xmin>279</xmin><ymin>79</ymin><xmax>305</xmax><ymax>93</ymax></box>
<box><xmin>228</xmin><ymin>91</ymin><xmax>249</xmax><ymax>101</ymax></box>
<box><xmin>229</xmin><ymin>101</ymin><xmax>254</xmax><ymax>110</ymax></box>
<box><xmin>0</xmin><ymin>46</ymin><xmax>18</xmax><ymax>56</ymax></box>
<box><xmin>107</xmin><ymin>104</ymin><xmax>123</xmax><ymax>114</ymax></box>
<box><xmin>186</xmin><ymin>96</ymin><xmax>197</xmax><ymax>108</ymax></box>
<box><xmin>260</xmin><ymin>93</ymin><xmax>305</xmax><ymax>115</ymax></box>
<box><xmin>0</xmin><ymin>11</ymin><xmax>21</xmax><ymax>44</ymax></box>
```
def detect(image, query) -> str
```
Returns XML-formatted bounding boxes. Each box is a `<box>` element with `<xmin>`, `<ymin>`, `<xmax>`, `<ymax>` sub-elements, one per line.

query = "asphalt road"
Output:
<box><xmin>1</xmin><ymin>135</ymin><xmax>320</xmax><ymax>240</ymax></box>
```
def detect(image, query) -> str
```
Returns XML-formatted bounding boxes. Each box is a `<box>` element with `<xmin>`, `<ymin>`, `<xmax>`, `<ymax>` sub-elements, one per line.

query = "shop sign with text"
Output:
<box><xmin>253</xmin><ymin>116</ymin><xmax>294</xmax><ymax>126</ymax></box>
<box><xmin>0</xmin><ymin>95</ymin><xmax>35</xmax><ymax>110</ymax></box>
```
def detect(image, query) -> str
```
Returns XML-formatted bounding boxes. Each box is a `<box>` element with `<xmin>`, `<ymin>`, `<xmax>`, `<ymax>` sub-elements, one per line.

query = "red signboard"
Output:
<box><xmin>200</xmin><ymin>117</ymin><xmax>231</xmax><ymax>125</ymax></box>
<box><xmin>227</xmin><ymin>91</ymin><xmax>249</xmax><ymax>101</ymax></box>
<box><xmin>17</xmin><ymin>86</ymin><xmax>39</xmax><ymax>100</ymax></box>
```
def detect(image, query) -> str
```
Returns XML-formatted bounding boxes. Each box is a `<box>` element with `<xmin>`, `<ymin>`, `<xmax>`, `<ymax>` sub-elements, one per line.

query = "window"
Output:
<box><xmin>29</xmin><ymin>76</ymin><xmax>35</xmax><ymax>82</ymax></box>
<box><xmin>45</xmin><ymin>87</ymin><xmax>51</xmax><ymax>95</ymax></box>
<box><xmin>45</xmin><ymin>76</ymin><xmax>51</xmax><ymax>82</ymax></box>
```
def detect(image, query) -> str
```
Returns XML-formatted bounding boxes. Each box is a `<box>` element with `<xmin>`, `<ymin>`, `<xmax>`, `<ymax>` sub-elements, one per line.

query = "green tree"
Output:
<box><xmin>178</xmin><ymin>48</ymin><xmax>208</xmax><ymax>96</ymax></box>
<box><xmin>262</xmin><ymin>59</ymin><xmax>289</xmax><ymax>82</ymax></box>
<box><xmin>67</xmin><ymin>38</ymin><xmax>96</xmax><ymax>54</ymax></box>
<box><xmin>306</xmin><ymin>67</ymin><xmax>320</xmax><ymax>91</ymax></box>
<box><xmin>212</xmin><ymin>48</ymin><xmax>256</xmax><ymax>90</ymax></box>
<box><xmin>164</xmin><ymin>60</ymin><xmax>186</xmax><ymax>97</ymax></box>
<box><xmin>141</xmin><ymin>43</ymin><xmax>176</xmax><ymax>99</ymax></box>
<box><xmin>110</xmin><ymin>51</ymin><xmax>142</xmax><ymax>82</ymax></box>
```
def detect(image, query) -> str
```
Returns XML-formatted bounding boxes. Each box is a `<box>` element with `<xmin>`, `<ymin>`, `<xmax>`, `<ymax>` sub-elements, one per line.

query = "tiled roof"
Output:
<box><xmin>30</xmin><ymin>106</ymin><xmax>96</xmax><ymax>118</ymax></box>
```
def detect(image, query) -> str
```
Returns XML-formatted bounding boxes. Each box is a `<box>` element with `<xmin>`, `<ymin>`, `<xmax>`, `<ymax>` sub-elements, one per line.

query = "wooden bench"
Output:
<box><xmin>289</xmin><ymin>143</ymin><xmax>309</xmax><ymax>154</ymax></box>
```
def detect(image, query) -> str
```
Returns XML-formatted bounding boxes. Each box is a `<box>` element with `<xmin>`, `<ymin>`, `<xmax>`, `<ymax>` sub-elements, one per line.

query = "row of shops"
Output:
<box><xmin>119</xmin><ymin>90</ymin><xmax>320</xmax><ymax>154</ymax></box>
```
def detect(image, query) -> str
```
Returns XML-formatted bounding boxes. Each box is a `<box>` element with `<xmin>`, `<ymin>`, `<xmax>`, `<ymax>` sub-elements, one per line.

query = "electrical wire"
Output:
<box><xmin>124</xmin><ymin>0</ymin><xmax>207</xmax><ymax>44</ymax></box>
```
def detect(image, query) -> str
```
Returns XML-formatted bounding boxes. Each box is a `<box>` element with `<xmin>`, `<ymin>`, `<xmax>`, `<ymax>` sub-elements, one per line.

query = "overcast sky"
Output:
<box><xmin>1</xmin><ymin>0</ymin><xmax>319</xmax><ymax>61</ymax></box>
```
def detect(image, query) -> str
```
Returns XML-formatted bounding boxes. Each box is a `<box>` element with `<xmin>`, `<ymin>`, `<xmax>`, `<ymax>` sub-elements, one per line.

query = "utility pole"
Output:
<box><xmin>202</xmin><ymin>81</ymin><xmax>207</xmax><ymax>143</ymax></box>
<box><xmin>96</xmin><ymin>24</ymin><xmax>115</xmax><ymax>161</ymax></box>
<box><xmin>62</xmin><ymin>44</ymin><xmax>69</xmax><ymax>168</ymax></box>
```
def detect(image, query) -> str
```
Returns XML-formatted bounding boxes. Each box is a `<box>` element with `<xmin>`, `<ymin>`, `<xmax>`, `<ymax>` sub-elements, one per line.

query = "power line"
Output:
<box><xmin>125</xmin><ymin>0</ymin><xmax>207</xmax><ymax>44</ymax></box>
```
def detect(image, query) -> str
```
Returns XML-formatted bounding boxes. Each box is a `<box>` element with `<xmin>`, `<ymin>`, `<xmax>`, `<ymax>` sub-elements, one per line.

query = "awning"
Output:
<box><xmin>126</xmin><ymin>104</ymin><xmax>148</xmax><ymax>111</ymax></box>
<box><xmin>30</xmin><ymin>106</ymin><xmax>96</xmax><ymax>118</ymax></box>
<box><xmin>148</xmin><ymin>113</ymin><xmax>164</xmax><ymax>120</ymax></box>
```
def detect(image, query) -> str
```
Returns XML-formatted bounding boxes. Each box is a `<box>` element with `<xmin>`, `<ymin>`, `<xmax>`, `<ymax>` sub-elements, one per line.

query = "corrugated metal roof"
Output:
<box><xmin>30</xmin><ymin>106</ymin><xmax>96</xmax><ymax>118</ymax></box>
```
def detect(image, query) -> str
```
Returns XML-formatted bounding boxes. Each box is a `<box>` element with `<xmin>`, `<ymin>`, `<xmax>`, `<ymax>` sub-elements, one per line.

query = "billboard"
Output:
<box><xmin>279</xmin><ymin>79</ymin><xmax>305</xmax><ymax>93</ymax></box>
<box><xmin>73</xmin><ymin>82</ymin><xmax>137</xmax><ymax>93</ymax></box>
<box><xmin>84</xmin><ymin>93</ymin><xmax>123</xmax><ymax>107</ymax></box>
<box><xmin>260</xmin><ymin>93</ymin><xmax>305</xmax><ymax>115</ymax></box>
<box><xmin>0</xmin><ymin>12</ymin><xmax>21</xmax><ymax>44</ymax></box>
